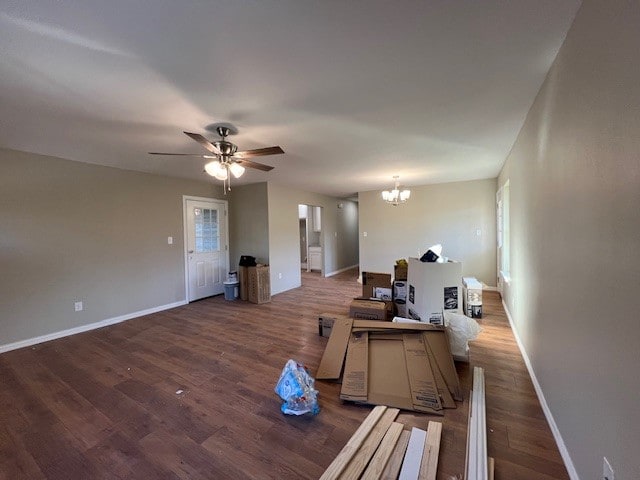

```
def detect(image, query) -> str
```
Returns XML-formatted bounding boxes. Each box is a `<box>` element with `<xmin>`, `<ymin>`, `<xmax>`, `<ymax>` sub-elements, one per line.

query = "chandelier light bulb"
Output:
<box><xmin>381</xmin><ymin>175</ymin><xmax>410</xmax><ymax>205</ymax></box>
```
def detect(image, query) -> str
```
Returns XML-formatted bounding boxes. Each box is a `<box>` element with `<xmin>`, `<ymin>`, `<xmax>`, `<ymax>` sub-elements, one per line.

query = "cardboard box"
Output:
<box><xmin>362</xmin><ymin>272</ymin><xmax>392</xmax><ymax>299</ymax></box>
<box><xmin>393</xmin><ymin>281</ymin><xmax>407</xmax><ymax>301</ymax></box>
<box><xmin>393</xmin><ymin>281</ymin><xmax>408</xmax><ymax>317</ymax></box>
<box><xmin>317</xmin><ymin>318</ymin><xmax>461</xmax><ymax>410</ymax></box>
<box><xmin>318</xmin><ymin>314</ymin><xmax>335</xmax><ymax>337</ymax></box>
<box><xmin>238</xmin><ymin>266</ymin><xmax>249</xmax><ymax>301</ymax></box>
<box><xmin>394</xmin><ymin>264</ymin><xmax>408</xmax><ymax>281</ymax></box>
<box><xmin>407</xmin><ymin>258</ymin><xmax>462</xmax><ymax>324</ymax></box>
<box><xmin>462</xmin><ymin>277</ymin><xmax>483</xmax><ymax>318</ymax></box>
<box><xmin>248</xmin><ymin>265</ymin><xmax>271</xmax><ymax>304</ymax></box>
<box><xmin>374</xmin><ymin>287</ymin><xmax>392</xmax><ymax>301</ymax></box>
<box><xmin>349</xmin><ymin>299</ymin><xmax>387</xmax><ymax>320</ymax></box>
<box><xmin>340</xmin><ymin>330</ymin><xmax>443</xmax><ymax>414</ymax></box>
<box><xmin>395</xmin><ymin>299</ymin><xmax>407</xmax><ymax>318</ymax></box>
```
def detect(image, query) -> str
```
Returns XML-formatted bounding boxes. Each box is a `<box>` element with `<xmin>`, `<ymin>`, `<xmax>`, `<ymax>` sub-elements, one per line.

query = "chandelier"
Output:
<box><xmin>381</xmin><ymin>176</ymin><xmax>411</xmax><ymax>206</ymax></box>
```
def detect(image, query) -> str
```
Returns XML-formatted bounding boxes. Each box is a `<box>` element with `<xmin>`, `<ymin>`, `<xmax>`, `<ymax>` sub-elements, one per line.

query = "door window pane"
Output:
<box><xmin>194</xmin><ymin>207</ymin><xmax>219</xmax><ymax>253</ymax></box>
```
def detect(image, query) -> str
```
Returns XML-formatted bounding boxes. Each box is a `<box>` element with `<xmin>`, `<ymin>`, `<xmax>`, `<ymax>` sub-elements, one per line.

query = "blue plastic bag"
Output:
<box><xmin>274</xmin><ymin>359</ymin><xmax>320</xmax><ymax>416</ymax></box>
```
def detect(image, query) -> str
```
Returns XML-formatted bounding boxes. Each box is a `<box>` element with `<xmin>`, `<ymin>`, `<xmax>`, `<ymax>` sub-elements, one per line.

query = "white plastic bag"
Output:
<box><xmin>274</xmin><ymin>359</ymin><xmax>320</xmax><ymax>416</ymax></box>
<box><xmin>443</xmin><ymin>311</ymin><xmax>482</xmax><ymax>358</ymax></box>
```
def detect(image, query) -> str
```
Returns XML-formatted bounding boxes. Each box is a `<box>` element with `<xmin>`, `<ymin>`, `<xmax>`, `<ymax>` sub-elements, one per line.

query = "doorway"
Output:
<box><xmin>183</xmin><ymin>196</ymin><xmax>229</xmax><ymax>301</ymax></box>
<box><xmin>298</xmin><ymin>204</ymin><xmax>322</xmax><ymax>274</ymax></box>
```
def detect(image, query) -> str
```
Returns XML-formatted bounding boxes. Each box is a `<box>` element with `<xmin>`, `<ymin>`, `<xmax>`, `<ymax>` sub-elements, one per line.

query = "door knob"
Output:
<box><xmin>188</xmin><ymin>250</ymin><xmax>194</xmax><ymax>254</ymax></box>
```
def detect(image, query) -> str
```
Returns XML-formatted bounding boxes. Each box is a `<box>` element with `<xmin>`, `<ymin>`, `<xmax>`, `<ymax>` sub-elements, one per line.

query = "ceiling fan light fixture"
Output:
<box><xmin>204</xmin><ymin>160</ymin><xmax>222</xmax><ymax>177</ymax></box>
<box><xmin>214</xmin><ymin>166</ymin><xmax>228</xmax><ymax>181</ymax></box>
<box><xmin>229</xmin><ymin>162</ymin><xmax>245</xmax><ymax>178</ymax></box>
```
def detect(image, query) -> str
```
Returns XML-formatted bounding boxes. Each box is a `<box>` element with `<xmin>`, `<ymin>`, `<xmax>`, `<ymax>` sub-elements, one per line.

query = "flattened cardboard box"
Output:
<box><xmin>340</xmin><ymin>330</ymin><xmax>443</xmax><ymax>414</ymax></box>
<box><xmin>316</xmin><ymin>316</ymin><xmax>353</xmax><ymax>380</ymax></box>
<box><xmin>340</xmin><ymin>331</ymin><xmax>369</xmax><ymax>401</ymax></box>
<box><xmin>349</xmin><ymin>320</ymin><xmax>461</xmax><ymax>404</ymax></box>
<box><xmin>349</xmin><ymin>299</ymin><xmax>387</xmax><ymax>320</ymax></box>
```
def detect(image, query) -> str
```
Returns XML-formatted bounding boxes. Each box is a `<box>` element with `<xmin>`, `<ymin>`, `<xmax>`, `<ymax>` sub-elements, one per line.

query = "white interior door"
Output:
<box><xmin>184</xmin><ymin>198</ymin><xmax>228</xmax><ymax>301</ymax></box>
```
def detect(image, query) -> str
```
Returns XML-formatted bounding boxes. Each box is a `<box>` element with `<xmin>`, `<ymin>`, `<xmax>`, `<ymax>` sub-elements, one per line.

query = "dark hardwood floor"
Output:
<box><xmin>0</xmin><ymin>269</ymin><xmax>568</xmax><ymax>479</ymax></box>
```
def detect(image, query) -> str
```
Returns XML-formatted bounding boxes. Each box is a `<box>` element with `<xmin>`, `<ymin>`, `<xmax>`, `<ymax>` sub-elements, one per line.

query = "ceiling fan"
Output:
<box><xmin>149</xmin><ymin>126</ymin><xmax>284</xmax><ymax>192</ymax></box>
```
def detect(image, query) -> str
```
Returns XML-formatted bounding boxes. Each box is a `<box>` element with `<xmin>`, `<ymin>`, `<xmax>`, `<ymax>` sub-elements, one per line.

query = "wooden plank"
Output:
<box><xmin>380</xmin><ymin>430</ymin><xmax>411</xmax><ymax>480</ymax></box>
<box><xmin>488</xmin><ymin>457</ymin><xmax>495</xmax><ymax>480</ymax></box>
<box><xmin>316</xmin><ymin>317</ymin><xmax>354</xmax><ymax>379</ymax></box>
<box><xmin>360</xmin><ymin>422</ymin><xmax>404</xmax><ymax>480</ymax></box>
<box><xmin>464</xmin><ymin>389</ymin><xmax>473</xmax><ymax>480</ymax></box>
<box><xmin>398</xmin><ymin>427</ymin><xmax>426</xmax><ymax>480</ymax></box>
<box><xmin>339</xmin><ymin>408</ymin><xmax>400</xmax><ymax>480</ymax></box>
<box><xmin>419</xmin><ymin>421</ymin><xmax>442</xmax><ymax>480</ymax></box>
<box><xmin>319</xmin><ymin>405</ymin><xmax>387</xmax><ymax>480</ymax></box>
<box><xmin>465</xmin><ymin>367</ymin><xmax>487</xmax><ymax>480</ymax></box>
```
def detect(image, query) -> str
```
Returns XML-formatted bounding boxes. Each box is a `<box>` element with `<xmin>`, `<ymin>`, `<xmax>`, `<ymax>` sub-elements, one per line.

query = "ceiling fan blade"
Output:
<box><xmin>234</xmin><ymin>146</ymin><xmax>284</xmax><ymax>159</ymax></box>
<box><xmin>234</xmin><ymin>159</ymin><xmax>274</xmax><ymax>172</ymax></box>
<box><xmin>184</xmin><ymin>131</ymin><xmax>222</xmax><ymax>155</ymax></box>
<box><xmin>148</xmin><ymin>152</ymin><xmax>208</xmax><ymax>157</ymax></box>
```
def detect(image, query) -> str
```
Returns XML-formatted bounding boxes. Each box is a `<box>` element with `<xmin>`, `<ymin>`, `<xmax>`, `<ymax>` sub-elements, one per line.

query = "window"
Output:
<box><xmin>193</xmin><ymin>207</ymin><xmax>219</xmax><ymax>253</ymax></box>
<box><xmin>497</xmin><ymin>180</ymin><xmax>510</xmax><ymax>282</ymax></box>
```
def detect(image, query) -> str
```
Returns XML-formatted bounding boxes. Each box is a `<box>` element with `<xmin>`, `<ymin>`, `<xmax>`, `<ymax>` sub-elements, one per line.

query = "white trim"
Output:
<box><xmin>481</xmin><ymin>285</ymin><xmax>499</xmax><ymax>292</ymax></box>
<box><xmin>501</xmin><ymin>300</ymin><xmax>580</xmax><ymax>480</ymax></box>
<box><xmin>0</xmin><ymin>301</ymin><xmax>187</xmax><ymax>354</ymax></box>
<box><xmin>325</xmin><ymin>264</ymin><xmax>359</xmax><ymax>277</ymax></box>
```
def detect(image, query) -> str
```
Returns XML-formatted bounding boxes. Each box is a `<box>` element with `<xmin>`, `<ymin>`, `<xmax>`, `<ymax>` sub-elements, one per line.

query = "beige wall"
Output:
<box><xmin>228</xmin><ymin>182</ymin><xmax>270</xmax><ymax>267</ymax></box>
<box><xmin>358</xmin><ymin>179</ymin><xmax>497</xmax><ymax>286</ymax></box>
<box><xmin>498</xmin><ymin>1</ymin><xmax>640</xmax><ymax>478</ymax></box>
<box><xmin>267</xmin><ymin>183</ymin><xmax>359</xmax><ymax>294</ymax></box>
<box><xmin>0</xmin><ymin>148</ymin><xmax>222</xmax><ymax>348</ymax></box>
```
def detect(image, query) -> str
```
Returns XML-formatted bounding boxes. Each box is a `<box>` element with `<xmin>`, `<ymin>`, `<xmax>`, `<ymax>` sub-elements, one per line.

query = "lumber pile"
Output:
<box><xmin>317</xmin><ymin>316</ymin><xmax>462</xmax><ymax>413</ymax></box>
<box><xmin>320</xmin><ymin>405</ymin><xmax>443</xmax><ymax>480</ymax></box>
<box><xmin>464</xmin><ymin>366</ymin><xmax>492</xmax><ymax>480</ymax></box>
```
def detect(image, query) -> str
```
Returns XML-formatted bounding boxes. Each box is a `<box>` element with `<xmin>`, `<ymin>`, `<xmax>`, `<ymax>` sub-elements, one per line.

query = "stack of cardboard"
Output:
<box><xmin>358</xmin><ymin>272</ymin><xmax>393</xmax><ymax>319</ymax></box>
<box><xmin>317</xmin><ymin>315</ymin><xmax>462</xmax><ymax>414</ymax></box>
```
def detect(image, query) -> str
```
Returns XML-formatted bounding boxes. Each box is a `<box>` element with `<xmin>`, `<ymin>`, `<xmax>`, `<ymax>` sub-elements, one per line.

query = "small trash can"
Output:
<box><xmin>223</xmin><ymin>280</ymin><xmax>239</xmax><ymax>301</ymax></box>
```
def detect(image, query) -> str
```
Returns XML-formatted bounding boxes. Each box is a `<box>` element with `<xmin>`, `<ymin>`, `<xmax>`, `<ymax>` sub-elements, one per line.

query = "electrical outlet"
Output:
<box><xmin>603</xmin><ymin>457</ymin><xmax>614</xmax><ymax>480</ymax></box>
<box><xmin>167</xmin><ymin>236</ymin><xmax>173</xmax><ymax>245</ymax></box>
<box><xmin>278</xmin><ymin>273</ymin><xmax>283</xmax><ymax>279</ymax></box>
<box><xmin>74</xmin><ymin>301</ymin><xmax>83</xmax><ymax>312</ymax></box>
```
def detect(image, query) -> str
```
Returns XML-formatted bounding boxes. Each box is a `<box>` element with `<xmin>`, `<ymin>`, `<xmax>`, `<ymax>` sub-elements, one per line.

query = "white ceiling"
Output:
<box><xmin>0</xmin><ymin>1</ymin><xmax>580</xmax><ymax>198</ymax></box>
